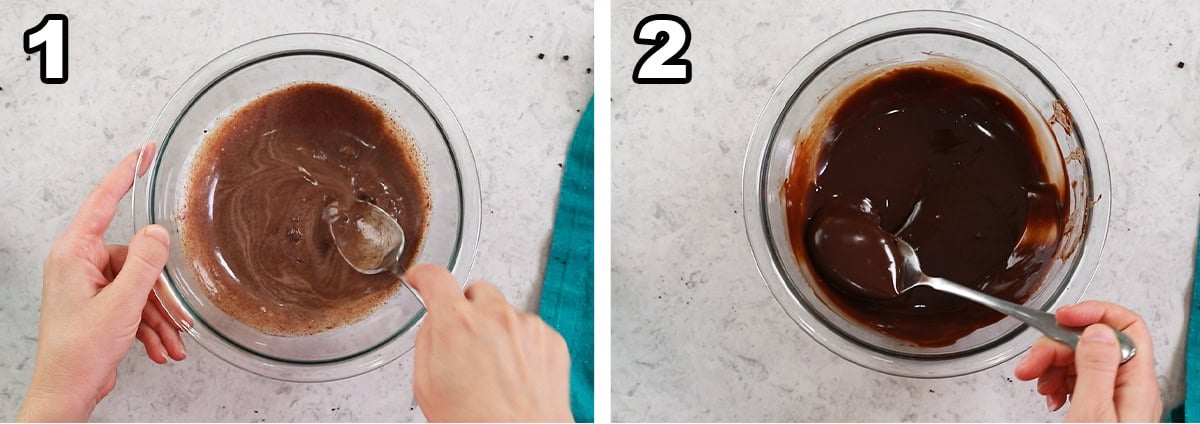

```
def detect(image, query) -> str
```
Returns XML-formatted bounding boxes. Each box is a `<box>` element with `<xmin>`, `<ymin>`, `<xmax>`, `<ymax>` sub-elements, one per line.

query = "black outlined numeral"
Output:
<box><xmin>633</xmin><ymin>14</ymin><xmax>692</xmax><ymax>84</ymax></box>
<box><xmin>24</xmin><ymin>14</ymin><xmax>69</xmax><ymax>84</ymax></box>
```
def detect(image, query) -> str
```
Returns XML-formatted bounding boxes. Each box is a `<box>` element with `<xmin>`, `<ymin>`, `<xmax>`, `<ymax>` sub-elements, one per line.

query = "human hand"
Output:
<box><xmin>1014</xmin><ymin>301</ymin><xmax>1161</xmax><ymax>422</ymax></box>
<box><xmin>18</xmin><ymin>144</ymin><xmax>188</xmax><ymax>422</ymax></box>
<box><xmin>406</xmin><ymin>264</ymin><xmax>572</xmax><ymax>422</ymax></box>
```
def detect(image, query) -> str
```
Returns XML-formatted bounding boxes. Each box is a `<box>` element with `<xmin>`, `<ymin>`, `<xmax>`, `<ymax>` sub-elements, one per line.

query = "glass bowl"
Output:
<box><xmin>742</xmin><ymin>11</ymin><xmax>1110</xmax><ymax>378</ymax></box>
<box><xmin>133</xmin><ymin>33</ymin><xmax>480</xmax><ymax>382</ymax></box>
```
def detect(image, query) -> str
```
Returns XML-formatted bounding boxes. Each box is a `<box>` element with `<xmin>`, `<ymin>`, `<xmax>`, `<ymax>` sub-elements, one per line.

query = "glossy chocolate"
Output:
<box><xmin>784</xmin><ymin>64</ymin><xmax>1066</xmax><ymax>347</ymax></box>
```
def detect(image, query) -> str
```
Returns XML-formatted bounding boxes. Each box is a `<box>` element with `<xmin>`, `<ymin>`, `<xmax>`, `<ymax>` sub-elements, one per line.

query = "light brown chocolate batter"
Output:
<box><xmin>181</xmin><ymin>82</ymin><xmax>429</xmax><ymax>336</ymax></box>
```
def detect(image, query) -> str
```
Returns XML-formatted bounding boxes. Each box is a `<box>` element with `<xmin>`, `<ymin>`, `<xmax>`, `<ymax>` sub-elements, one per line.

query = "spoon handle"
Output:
<box><xmin>389</xmin><ymin>262</ymin><xmax>426</xmax><ymax>308</ymax></box>
<box><xmin>922</xmin><ymin>278</ymin><xmax>1136</xmax><ymax>364</ymax></box>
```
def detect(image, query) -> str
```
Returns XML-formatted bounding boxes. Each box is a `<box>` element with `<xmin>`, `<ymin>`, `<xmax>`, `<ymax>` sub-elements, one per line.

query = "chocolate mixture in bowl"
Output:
<box><xmin>783</xmin><ymin>63</ymin><xmax>1069</xmax><ymax>347</ymax></box>
<box><xmin>181</xmin><ymin>82</ymin><xmax>430</xmax><ymax>336</ymax></box>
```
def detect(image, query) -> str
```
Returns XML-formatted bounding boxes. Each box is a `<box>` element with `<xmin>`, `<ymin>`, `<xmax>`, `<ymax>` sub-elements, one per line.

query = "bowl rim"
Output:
<box><xmin>132</xmin><ymin>32</ymin><xmax>481</xmax><ymax>382</ymax></box>
<box><xmin>741</xmin><ymin>10</ymin><xmax>1111</xmax><ymax>378</ymax></box>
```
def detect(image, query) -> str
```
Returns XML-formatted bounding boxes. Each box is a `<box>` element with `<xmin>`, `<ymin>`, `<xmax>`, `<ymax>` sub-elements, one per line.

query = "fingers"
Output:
<box><xmin>1066</xmin><ymin>324</ymin><xmax>1121</xmax><ymax>420</ymax></box>
<box><xmin>1015</xmin><ymin>338</ymin><xmax>1073</xmax><ymax>412</ymax></box>
<box><xmin>150</xmin><ymin>291</ymin><xmax>193</xmax><ymax>329</ymax></box>
<box><xmin>1056</xmin><ymin>301</ymin><xmax>1143</xmax><ymax>333</ymax></box>
<box><xmin>1047</xmin><ymin>388</ymin><xmax>1066</xmax><ymax>412</ymax></box>
<box><xmin>405</xmin><ymin>264</ymin><xmax>466</xmax><ymax>313</ymax></box>
<box><xmin>136</xmin><ymin>307</ymin><xmax>188</xmax><ymax>364</ymax></box>
<box><xmin>142</xmin><ymin>297</ymin><xmax>185</xmax><ymax>361</ymax></box>
<box><xmin>1037</xmin><ymin>365</ymin><xmax>1066</xmax><ymax>395</ymax></box>
<box><xmin>97</xmin><ymin>225</ymin><xmax>169</xmax><ymax>312</ymax></box>
<box><xmin>1057</xmin><ymin>301</ymin><xmax>1153</xmax><ymax>359</ymax></box>
<box><xmin>1018</xmin><ymin>302</ymin><xmax>1158</xmax><ymax>419</ymax></box>
<box><xmin>1056</xmin><ymin>300</ymin><xmax>1160</xmax><ymax>420</ymax></box>
<box><xmin>135</xmin><ymin>322</ymin><xmax>168</xmax><ymax>364</ymax></box>
<box><xmin>1015</xmin><ymin>337</ymin><xmax>1075</xmax><ymax>380</ymax></box>
<box><xmin>66</xmin><ymin>143</ymin><xmax>155</xmax><ymax>240</ymax></box>
<box><xmin>135</xmin><ymin>142</ymin><xmax>157</xmax><ymax>178</ymax></box>
<box><xmin>1016</xmin><ymin>338</ymin><xmax>1055</xmax><ymax>380</ymax></box>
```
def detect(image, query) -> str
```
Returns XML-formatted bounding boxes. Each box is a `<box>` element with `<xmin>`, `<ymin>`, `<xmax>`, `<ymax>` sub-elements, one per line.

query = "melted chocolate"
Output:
<box><xmin>784</xmin><ymin>64</ymin><xmax>1066</xmax><ymax>347</ymax></box>
<box><xmin>806</xmin><ymin>198</ymin><xmax>905</xmax><ymax>300</ymax></box>
<box><xmin>181</xmin><ymin>82</ymin><xmax>429</xmax><ymax>336</ymax></box>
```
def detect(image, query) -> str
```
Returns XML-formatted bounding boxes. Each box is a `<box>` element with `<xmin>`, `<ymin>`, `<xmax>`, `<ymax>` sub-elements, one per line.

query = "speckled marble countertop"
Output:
<box><xmin>0</xmin><ymin>1</ymin><xmax>592</xmax><ymax>421</ymax></box>
<box><xmin>613</xmin><ymin>0</ymin><xmax>1199</xmax><ymax>421</ymax></box>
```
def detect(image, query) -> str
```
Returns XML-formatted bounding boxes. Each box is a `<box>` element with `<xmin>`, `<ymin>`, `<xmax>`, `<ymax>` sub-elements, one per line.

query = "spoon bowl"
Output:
<box><xmin>806</xmin><ymin>199</ymin><xmax>907</xmax><ymax>299</ymax></box>
<box><xmin>324</xmin><ymin>200</ymin><xmax>407</xmax><ymax>275</ymax></box>
<box><xmin>325</xmin><ymin>200</ymin><xmax>426</xmax><ymax>306</ymax></box>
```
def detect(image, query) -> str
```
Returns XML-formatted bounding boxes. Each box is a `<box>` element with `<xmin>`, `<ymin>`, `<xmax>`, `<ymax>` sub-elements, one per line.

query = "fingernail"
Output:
<box><xmin>144</xmin><ymin>225</ymin><xmax>169</xmax><ymax>245</ymax></box>
<box><xmin>1081</xmin><ymin>324</ymin><xmax>1116</xmax><ymax>344</ymax></box>
<box><xmin>1045</xmin><ymin>396</ymin><xmax>1055</xmax><ymax>411</ymax></box>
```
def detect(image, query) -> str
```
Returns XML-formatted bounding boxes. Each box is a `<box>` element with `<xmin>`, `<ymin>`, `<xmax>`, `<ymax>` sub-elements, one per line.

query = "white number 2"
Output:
<box><xmin>24</xmin><ymin>14</ymin><xmax>69</xmax><ymax>84</ymax></box>
<box><xmin>633</xmin><ymin>14</ymin><xmax>692</xmax><ymax>84</ymax></box>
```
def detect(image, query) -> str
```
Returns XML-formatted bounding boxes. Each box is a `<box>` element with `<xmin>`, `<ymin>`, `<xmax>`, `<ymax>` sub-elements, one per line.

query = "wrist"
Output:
<box><xmin>19</xmin><ymin>373</ymin><xmax>94</xmax><ymax>422</ymax></box>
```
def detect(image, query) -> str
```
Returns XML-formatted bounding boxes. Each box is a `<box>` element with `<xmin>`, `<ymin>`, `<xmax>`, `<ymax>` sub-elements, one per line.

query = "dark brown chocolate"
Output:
<box><xmin>784</xmin><ymin>64</ymin><xmax>1066</xmax><ymax>347</ymax></box>
<box><xmin>806</xmin><ymin>198</ymin><xmax>905</xmax><ymax>300</ymax></box>
<box><xmin>181</xmin><ymin>82</ymin><xmax>429</xmax><ymax>336</ymax></box>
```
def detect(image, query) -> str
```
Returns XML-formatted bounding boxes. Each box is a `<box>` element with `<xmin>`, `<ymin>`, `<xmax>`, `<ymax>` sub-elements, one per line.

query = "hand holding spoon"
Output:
<box><xmin>806</xmin><ymin>201</ymin><xmax>1135</xmax><ymax>363</ymax></box>
<box><xmin>324</xmin><ymin>200</ymin><xmax>423</xmax><ymax>304</ymax></box>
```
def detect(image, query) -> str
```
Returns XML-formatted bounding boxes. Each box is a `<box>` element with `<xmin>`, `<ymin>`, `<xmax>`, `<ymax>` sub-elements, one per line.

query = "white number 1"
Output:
<box><xmin>24</xmin><ymin>14</ymin><xmax>69</xmax><ymax>84</ymax></box>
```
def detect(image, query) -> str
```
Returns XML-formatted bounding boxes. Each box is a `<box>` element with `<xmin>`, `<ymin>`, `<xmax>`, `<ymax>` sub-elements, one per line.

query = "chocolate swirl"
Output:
<box><xmin>181</xmin><ymin>82</ymin><xmax>429</xmax><ymax>336</ymax></box>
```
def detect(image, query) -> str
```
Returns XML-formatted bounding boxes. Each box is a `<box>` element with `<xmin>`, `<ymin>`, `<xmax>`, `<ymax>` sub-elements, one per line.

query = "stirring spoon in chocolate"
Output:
<box><xmin>324</xmin><ymin>200</ymin><xmax>424</xmax><ymax>305</ymax></box>
<box><xmin>807</xmin><ymin>204</ymin><xmax>1136</xmax><ymax>363</ymax></box>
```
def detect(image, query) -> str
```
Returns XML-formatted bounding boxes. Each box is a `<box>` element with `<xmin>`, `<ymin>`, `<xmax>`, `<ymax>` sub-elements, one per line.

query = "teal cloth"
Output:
<box><xmin>1174</xmin><ymin>217</ymin><xmax>1200</xmax><ymax>422</ymax></box>
<box><xmin>538</xmin><ymin>98</ymin><xmax>594</xmax><ymax>423</ymax></box>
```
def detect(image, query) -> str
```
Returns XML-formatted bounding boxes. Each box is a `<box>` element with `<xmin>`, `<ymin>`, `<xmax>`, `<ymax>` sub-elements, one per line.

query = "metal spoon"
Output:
<box><xmin>891</xmin><ymin>237</ymin><xmax>1136</xmax><ymax>363</ymax></box>
<box><xmin>807</xmin><ymin>204</ymin><xmax>1136</xmax><ymax>363</ymax></box>
<box><xmin>324</xmin><ymin>200</ymin><xmax>423</xmax><ymax>304</ymax></box>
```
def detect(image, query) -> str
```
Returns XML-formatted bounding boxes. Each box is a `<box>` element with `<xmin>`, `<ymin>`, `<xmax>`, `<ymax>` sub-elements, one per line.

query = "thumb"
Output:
<box><xmin>97</xmin><ymin>225</ymin><xmax>170</xmax><ymax>312</ymax></box>
<box><xmin>404</xmin><ymin>263</ymin><xmax>465</xmax><ymax>313</ymax></box>
<box><xmin>1066</xmin><ymin>324</ymin><xmax>1121</xmax><ymax>421</ymax></box>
